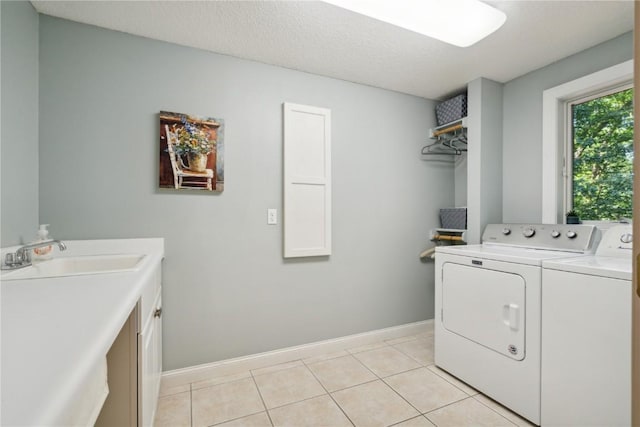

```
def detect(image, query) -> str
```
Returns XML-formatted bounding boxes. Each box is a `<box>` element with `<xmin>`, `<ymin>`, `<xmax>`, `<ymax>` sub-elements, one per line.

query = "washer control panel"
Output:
<box><xmin>482</xmin><ymin>223</ymin><xmax>600</xmax><ymax>253</ymax></box>
<box><xmin>595</xmin><ymin>225</ymin><xmax>632</xmax><ymax>257</ymax></box>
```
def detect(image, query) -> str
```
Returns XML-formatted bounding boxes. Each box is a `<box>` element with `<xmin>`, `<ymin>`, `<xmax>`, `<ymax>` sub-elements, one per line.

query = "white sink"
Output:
<box><xmin>1</xmin><ymin>254</ymin><xmax>146</xmax><ymax>280</ymax></box>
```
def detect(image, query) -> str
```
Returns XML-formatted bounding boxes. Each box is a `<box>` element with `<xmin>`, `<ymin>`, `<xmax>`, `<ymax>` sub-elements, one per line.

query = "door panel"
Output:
<box><xmin>442</xmin><ymin>262</ymin><xmax>526</xmax><ymax>360</ymax></box>
<box><xmin>283</xmin><ymin>103</ymin><xmax>332</xmax><ymax>258</ymax></box>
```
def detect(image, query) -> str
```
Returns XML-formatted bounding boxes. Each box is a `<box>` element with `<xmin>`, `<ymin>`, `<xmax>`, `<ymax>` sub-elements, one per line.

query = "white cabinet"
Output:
<box><xmin>138</xmin><ymin>264</ymin><xmax>163</xmax><ymax>427</ymax></box>
<box><xmin>283</xmin><ymin>102</ymin><xmax>332</xmax><ymax>258</ymax></box>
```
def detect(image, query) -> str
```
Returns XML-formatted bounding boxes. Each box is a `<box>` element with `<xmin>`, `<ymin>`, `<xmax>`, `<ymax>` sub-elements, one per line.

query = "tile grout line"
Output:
<box><xmin>354</xmin><ymin>334</ymin><xmax>435</xmax><ymax>426</ymax></box>
<box><xmin>258</xmin><ymin>390</ymin><xmax>339</xmax><ymax>412</ymax></box>
<box><xmin>345</xmin><ymin>341</ymin><xmax>391</xmax><ymax>355</ymax></box>
<box><xmin>426</xmin><ymin>365</ymin><xmax>480</xmax><ymax>396</ymax></box>
<box><xmin>249</xmin><ymin>368</ymin><xmax>276</xmax><ymax>427</ymax></box>
<box><xmin>471</xmin><ymin>395</ymin><xmax>521</xmax><ymax>427</ymax></box>
<box><xmin>422</xmin><ymin>395</ymin><xmax>476</xmax><ymax>418</ymax></box>
<box><xmin>190</xmin><ymin>377</ymin><xmax>267</xmax><ymax>427</ymax></box>
<box><xmin>379</xmin><ymin>374</ymin><xmax>429</xmax><ymax>420</ymax></box>
<box><xmin>387</xmin><ymin>414</ymin><xmax>430</xmax><ymax>427</ymax></box>
<box><xmin>377</xmin><ymin>357</ymin><xmax>488</xmax><ymax>424</ymax></box>
<box><xmin>422</xmin><ymin>396</ymin><xmax>472</xmax><ymax>427</ymax></box>
<box><xmin>314</xmin><ymin>343</ymin><xmax>426</xmax><ymax>426</ymax></box>
<box><xmin>206</xmin><ymin>409</ymin><xmax>268</xmax><ymax>427</ymax></box>
<box><xmin>389</xmin><ymin>340</ymin><xmax>431</xmax><ymax>366</ymax></box>
<box><xmin>159</xmin><ymin>333</ymin><xmax>433</xmax><ymax>391</ymax></box>
<box><xmin>190</xmin><ymin>371</ymin><xmax>255</xmax><ymax>391</ymax></box>
<box><xmin>379</xmin><ymin>365</ymin><xmax>425</xmax><ymax>380</ymax></box>
<box><xmin>159</xmin><ymin>383</ymin><xmax>192</xmax><ymax>398</ymax></box>
<box><xmin>351</xmin><ymin>344</ymin><xmax>424</xmax><ymax>379</ymax></box>
<box><xmin>194</xmin><ymin>355</ymin><xmax>376</xmax><ymax>422</ymax></box>
<box><xmin>180</xmin><ymin>333</ymin><xmax>436</xmax><ymax>427</ymax></box>
<box><xmin>190</xmin><ymin>383</ymin><xmax>194</xmax><ymax>427</ymax></box>
<box><xmin>300</xmin><ymin>357</ymin><xmax>356</xmax><ymax>427</ymax></box>
<box><xmin>250</xmin><ymin>360</ymin><xmax>305</xmax><ymax>378</ymax></box>
<box><xmin>348</xmin><ymin>351</ymin><xmax>385</xmax><ymax>381</ymax></box>
<box><xmin>383</xmin><ymin>334</ymin><xmax>420</xmax><ymax>346</ymax></box>
<box><xmin>303</xmin><ymin>350</ymin><xmax>350</xmax><ymax>366</ymax></box>
<box><xmin>327</xmin><ymin>377</ymin><xmax>380</xmax><ymax>394</ymax></box>
<box><xmin>318</xmin><ymin>352</ymin><xmax>426</xmax><ymax>394</ymax></box>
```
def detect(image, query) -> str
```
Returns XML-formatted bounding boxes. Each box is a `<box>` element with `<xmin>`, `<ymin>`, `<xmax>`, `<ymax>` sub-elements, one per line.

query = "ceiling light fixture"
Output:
<box><xmin>323</xmin><ymin>0</ymin><xmax>506</xmax><ymax>47</ymax></box>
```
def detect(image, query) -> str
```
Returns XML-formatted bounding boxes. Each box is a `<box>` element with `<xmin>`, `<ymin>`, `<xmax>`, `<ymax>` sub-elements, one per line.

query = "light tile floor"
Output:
<box><xmin>155</xmin><ymin>328</ymin><xmax>535</xmax><ymax>427</ymax></box>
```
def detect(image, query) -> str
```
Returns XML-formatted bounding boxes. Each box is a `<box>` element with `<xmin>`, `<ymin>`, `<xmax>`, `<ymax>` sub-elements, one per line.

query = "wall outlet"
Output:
<box><xmin>267</xmin><ymin>209</ymin><xmax>277</xmax><ymax>225</ymax></box>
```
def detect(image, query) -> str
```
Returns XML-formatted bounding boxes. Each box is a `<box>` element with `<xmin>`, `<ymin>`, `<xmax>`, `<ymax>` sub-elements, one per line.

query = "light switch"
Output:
<box><xmin>267</xmin><ymin>209</ymin><xmax>277</xmax><ymax>225</ymax></box>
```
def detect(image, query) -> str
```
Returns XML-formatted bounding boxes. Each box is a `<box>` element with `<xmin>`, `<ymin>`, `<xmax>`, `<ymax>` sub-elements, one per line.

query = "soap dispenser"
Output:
<box><xmin>32</xmin><ymin>224</ymin><xmax>53</xmax><ymax>261</ymax></box>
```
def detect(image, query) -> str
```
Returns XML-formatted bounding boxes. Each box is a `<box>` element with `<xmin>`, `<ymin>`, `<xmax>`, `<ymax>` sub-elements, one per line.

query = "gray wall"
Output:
<box><xmin>502</xmin><ymin>32</ymin><xmax>633</xmax><ymax>223</ymax></box>
<box><xmin>467</xmin><ymin>78</ymin><xmax>503</xmax><ymax>244</ymax></box>
<box><xmin>1</xmin><ymin>1</ymin><xmax>39</xmax><ymax>246</ymax></box>
<box><xmin>38</xmin><ymin>16</ymin><xmax>452</xmax><ymax>370</ymax></box>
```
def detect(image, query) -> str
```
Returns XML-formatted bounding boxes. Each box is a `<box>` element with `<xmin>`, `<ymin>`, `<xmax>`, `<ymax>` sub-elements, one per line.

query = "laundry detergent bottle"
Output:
<box><xmin>32</xmin><ymin>224</ymin><xmax>53</xmax><ymax>261</ymax></box>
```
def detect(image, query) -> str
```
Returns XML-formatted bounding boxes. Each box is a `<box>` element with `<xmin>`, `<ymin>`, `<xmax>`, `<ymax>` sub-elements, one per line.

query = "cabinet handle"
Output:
<box><xmin>154</xmin><ymin>307</ymin><xmax>162</xmax><ymax>318</ymax></box>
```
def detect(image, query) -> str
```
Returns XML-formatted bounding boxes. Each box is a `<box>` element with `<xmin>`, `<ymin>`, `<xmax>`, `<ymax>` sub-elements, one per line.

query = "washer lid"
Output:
<box><xmin>542</xmin><ymin>255</ymin><xmax>631</xmax><ymax>280</ymax></box>
<box><xmin>436</xmin><ymin>244</ymin><xmax>584</xmax><ymax>266</ymax></box>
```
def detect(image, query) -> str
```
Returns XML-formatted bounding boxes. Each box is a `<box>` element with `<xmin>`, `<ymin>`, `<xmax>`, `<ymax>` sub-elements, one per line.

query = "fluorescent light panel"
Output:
<box><xmin>323</xmin><ymin>0</ymin><xmax>506</xmax><ymax>47</ymax></box>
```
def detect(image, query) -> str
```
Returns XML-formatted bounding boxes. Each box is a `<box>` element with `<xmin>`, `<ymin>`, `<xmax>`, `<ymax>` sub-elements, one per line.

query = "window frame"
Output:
<box><xmin>541</xmin><ymin>60</ymin><xmax>633</xmax><ymax>224</ymax></box>
<box><xmin>563</xmin><ymin>82</ymin><xmax>633</xmax><ymax>222</ymax></box>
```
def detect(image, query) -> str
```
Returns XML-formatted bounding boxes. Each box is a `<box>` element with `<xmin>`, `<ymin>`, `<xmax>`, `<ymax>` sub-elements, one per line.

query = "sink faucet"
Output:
<box><xmin>2</xmin><ymin>240</ymin><xmax>67</xmax><ymax>270</ymax></box>
<box><xmin>16</xmin><ymin>240</ymin><xmax>67</xmax><ymax>258</ymax></box>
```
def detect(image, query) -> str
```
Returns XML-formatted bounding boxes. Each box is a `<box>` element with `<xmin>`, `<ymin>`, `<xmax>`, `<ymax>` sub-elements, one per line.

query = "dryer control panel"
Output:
<box><xmin>482</xmin><ymin>223</ymin><xmax>600</xmax><ymax>253</ymax></box>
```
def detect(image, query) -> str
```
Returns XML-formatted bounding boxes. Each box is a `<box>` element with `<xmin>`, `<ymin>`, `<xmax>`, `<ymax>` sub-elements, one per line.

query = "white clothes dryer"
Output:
<box><xmin>541</xmin><ymin>225</ymin><xmax>632</xmax><ymax>426</ymax></box>
<box><xmin>435</xmin><ymin>224</ymin><xmax>600</xmax><ymax>426</ymax></box>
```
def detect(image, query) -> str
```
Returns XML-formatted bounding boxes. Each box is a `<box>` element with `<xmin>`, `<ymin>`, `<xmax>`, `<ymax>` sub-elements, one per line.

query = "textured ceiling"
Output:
<box><xmin>31</xmin><ymin>1</ymin><xmax>634</xmax><ymax>100</ymax></box>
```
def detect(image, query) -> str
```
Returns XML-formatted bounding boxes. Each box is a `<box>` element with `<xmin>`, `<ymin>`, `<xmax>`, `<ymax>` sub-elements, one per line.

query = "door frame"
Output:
<box><xmin>631</xmin><ymin>3</ymin><xmax>639</xmax><ymax>424</ymax></box>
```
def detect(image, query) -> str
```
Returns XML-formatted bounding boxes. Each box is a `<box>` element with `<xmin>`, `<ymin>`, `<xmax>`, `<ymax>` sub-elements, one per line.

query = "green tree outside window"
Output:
<box><xmin>572</xmin><ymin>87</ymin><xmax>633</xmax><ymax>220</ymax></box>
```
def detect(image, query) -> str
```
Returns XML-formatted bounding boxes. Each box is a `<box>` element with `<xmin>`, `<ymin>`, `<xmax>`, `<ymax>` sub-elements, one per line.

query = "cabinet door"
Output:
<box><xmin>283</xmin><ymin>102</ymin><xmax>332</xmax><ymax>258</ymax></box>
<box><xmin>153</xmin><ymin>294</ymin><xmax>163</xmax><ymax>403</ymax></box>
<box><xmin>139</xmin><ymin>290</ymin><xmax>162</xmax><ymax>427</ymax></box>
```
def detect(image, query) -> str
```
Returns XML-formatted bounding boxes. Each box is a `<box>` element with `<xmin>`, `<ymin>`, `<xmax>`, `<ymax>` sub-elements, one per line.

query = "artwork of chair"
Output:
<box><xmin>164</xmin><ymin>125</ymin><xmax>214</xmax><ymax>190</ymax></box>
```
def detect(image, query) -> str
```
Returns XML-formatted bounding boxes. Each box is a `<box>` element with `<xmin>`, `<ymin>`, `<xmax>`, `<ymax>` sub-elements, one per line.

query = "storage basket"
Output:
<box><xmin>435</xmin><ymin>94</ymin><xmax>467</xmax><ymax>126</ymax></box>
<box><xmin>440</xmin><ymin>207</ymin><xmax>467</xmax><ymax>230</ymax></box>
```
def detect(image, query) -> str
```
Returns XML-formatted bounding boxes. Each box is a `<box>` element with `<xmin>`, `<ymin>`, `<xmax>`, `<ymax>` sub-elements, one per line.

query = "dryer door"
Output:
<box><xmin>441</xmin><ymin>262</ymin><xmax>526</xmax><ymax>360</ymax></box>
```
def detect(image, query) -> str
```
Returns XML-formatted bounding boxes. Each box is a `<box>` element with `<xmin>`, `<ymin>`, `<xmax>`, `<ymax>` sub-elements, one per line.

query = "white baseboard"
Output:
<box><xmin>161</xmin><ymin>319</ymin><xmax>433</xmax><ymax>388</ymax></box>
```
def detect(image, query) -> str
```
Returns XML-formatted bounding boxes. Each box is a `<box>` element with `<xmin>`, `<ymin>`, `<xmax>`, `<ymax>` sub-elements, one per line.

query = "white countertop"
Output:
<box><xmin>1</xmin><ymin>238</ymin><xmax>164</xmax><ymax>426</ymax></box>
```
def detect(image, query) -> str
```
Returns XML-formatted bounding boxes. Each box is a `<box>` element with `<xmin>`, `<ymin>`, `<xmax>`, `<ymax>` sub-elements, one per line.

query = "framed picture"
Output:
<box><xmin>159</xmin><ymin>110</ymin><xmax>225</xmax><ymax>192</ymax></box>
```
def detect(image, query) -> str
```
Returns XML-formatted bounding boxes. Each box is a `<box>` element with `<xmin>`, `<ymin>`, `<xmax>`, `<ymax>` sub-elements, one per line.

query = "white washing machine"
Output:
<box><xmin>435</xmin><ymin>224</ymin><xmax>600</xmax><ymax>426</ymax></box>
<box><xmin>541</xmin><ymin>225</ymin><xmax>632</xmax><ymax>426</ymax></box>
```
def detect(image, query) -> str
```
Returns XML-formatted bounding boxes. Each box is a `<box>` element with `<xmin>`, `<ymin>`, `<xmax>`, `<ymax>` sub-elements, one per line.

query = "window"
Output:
<box><xmin>565</xmin><ymin>86</ymin><xmax>633</xmax><ymax>221</ymax></box>
<box><xmin>542</xmin><ymin>60</ymin><xmax>633</xmax><ymax>224</ymax></box>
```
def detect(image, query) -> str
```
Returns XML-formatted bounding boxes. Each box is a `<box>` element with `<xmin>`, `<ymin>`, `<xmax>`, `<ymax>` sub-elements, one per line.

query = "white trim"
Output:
<box><xmin>542</xmin><ymin>60</ymin><xmax>633</xmax><ymax>224</ymax></box>
<box><xmin>160</xmin><ymin>320</ymin><xmax>432</xmax><ymax>388</ymax></box>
